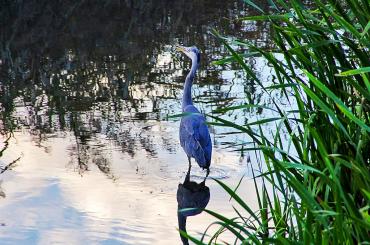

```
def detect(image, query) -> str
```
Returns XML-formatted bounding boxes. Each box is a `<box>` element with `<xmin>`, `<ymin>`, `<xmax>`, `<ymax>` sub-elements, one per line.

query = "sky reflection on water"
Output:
<box><xmin>0</xmin><ymin>133</ymin><xmax>258</xmax><ymax>244</ymax></box>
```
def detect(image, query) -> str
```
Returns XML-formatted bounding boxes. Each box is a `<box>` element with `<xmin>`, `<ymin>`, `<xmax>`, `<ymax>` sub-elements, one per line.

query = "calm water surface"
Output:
<box><xmin>0</xmin><ymin>1</ymin><xmax>281</xmax><ymax>244</ymax></box>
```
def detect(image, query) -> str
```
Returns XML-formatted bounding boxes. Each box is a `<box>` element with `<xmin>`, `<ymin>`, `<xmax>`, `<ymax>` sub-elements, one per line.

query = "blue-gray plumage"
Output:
<box><xmin>176</xmin><ymin>45</ymin><xmax>212</xmax><ymax>177</ymax></box>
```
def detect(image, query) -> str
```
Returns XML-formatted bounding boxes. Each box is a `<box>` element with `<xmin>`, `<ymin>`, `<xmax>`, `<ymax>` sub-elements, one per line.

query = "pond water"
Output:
<box><xmin>0</xmin><ymin>1</ymin><xmax>278</xmax><ymax>244</ymax></box>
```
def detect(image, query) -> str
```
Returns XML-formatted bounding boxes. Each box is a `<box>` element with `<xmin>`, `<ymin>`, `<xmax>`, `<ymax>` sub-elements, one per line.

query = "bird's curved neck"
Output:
<box><xmin>178</xmin><ymin>213</ymin><xmax>189</xmax><ymax>245</ymax></box>
<box><xmin>182</xmin><ymin>59</ymin><xmax>198</xmax><ymax>111</ymax></box>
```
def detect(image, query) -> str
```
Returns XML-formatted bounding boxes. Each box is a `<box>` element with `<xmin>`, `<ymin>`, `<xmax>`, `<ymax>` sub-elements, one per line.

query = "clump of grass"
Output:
<box><xmin>182</xmin><ymin>0</ymin><xmax>370</xmax><ymax>243</ymax></box>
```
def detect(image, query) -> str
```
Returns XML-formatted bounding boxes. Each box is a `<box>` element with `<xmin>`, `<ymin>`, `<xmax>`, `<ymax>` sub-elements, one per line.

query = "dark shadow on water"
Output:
<box><xmin>177</xmin><ymin>169</ymin><xmax>210</xmax><ymax>245</ymax></box>
<box><xmin>0</xmin><ymin>0</ymin><xmax>272</xmax><ymax>177</ymax></box>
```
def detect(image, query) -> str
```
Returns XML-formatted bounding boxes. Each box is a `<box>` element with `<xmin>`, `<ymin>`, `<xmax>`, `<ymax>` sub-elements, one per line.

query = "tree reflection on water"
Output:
<box><xmin>0</xmin><ymin>0</ymin><xmax>272</xmax><ymax>177</ymax></box>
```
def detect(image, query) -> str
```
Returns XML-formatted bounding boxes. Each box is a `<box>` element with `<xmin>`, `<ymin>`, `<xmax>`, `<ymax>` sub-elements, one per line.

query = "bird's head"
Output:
<box><xmin>176</xmin><ymin>45</ymin><xmax>200</xmax><ymax>64</ymax></box>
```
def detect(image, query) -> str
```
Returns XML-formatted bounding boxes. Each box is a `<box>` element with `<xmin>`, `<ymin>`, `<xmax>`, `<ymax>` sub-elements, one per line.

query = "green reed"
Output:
<box><xmin>181</xmin><ymin>0</ymin><xmax>370</xmax><ymax>243</ymax></box>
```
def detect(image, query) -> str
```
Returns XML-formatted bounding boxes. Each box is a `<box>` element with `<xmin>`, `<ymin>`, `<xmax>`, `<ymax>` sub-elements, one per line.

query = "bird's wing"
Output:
<box><xmin>180</xmin><ymin>112</ymin><xmax>212</xmax><ymax>168</ymax></box>
<box><xmin>197</xmin><ymin>120</ymin><xmax>212</xmax><ymax>164</ymax></box>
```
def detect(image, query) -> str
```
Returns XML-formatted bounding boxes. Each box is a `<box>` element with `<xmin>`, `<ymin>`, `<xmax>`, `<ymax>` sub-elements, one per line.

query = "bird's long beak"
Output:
<box><xmin>176</xmin><ymin>45</ymin><xmax>186</xmax><ymax>53</ymax></box>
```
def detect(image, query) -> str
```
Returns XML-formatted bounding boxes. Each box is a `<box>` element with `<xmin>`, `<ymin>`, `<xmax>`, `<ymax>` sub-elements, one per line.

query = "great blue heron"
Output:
<box><xmin>176</xmin><ymin>45</ymin><xmax>212</xmax><ymax>177</ymax></box>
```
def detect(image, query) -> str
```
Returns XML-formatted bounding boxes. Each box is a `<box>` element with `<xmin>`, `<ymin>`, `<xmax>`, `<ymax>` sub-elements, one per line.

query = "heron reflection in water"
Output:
<box><xmin>177</xmin><ymin>168</ymin><xmax>210</xmax><ymax>245</ymax></box>
<box><xmin>176</xmin><ymin>46</ymin><xmax>212</xmax><ymax>178</ymax></box>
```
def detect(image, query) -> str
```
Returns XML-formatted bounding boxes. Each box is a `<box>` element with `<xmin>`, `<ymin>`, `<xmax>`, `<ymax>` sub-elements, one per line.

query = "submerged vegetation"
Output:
<box><xmin>183</xmin><ymin>0</ymin><xmax>370</xmax><ymax>243</ymax></box>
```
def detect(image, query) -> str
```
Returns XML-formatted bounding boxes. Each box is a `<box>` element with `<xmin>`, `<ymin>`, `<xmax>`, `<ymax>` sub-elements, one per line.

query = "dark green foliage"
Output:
<box><xmin>188</xmin><ymin>0</ymin><xmax>370</xmax><ymax>243</ymax></box>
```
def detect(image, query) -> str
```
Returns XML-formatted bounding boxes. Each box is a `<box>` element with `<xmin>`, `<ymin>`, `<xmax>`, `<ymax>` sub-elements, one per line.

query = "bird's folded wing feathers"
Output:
<box><xmin>181</xmin><ymin>115</ymin><xmax>211</xmax><ymax>166</ymax></box>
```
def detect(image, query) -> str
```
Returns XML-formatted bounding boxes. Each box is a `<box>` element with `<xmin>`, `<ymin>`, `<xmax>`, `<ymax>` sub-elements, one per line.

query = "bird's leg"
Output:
<box><xmin>201</xmin><ymin>179</ymin><xmax>206</xmax><ymax>186</ymax></box>
<box><xmin>185</xmin><ymin>157</ymin><xmax>191</xmax><ymax>183</ymax></box>
<box><xmin>202</xmin><ymin>168</ymin><xmax>210</xmax><ymax>184</ymax></box>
